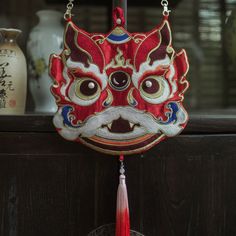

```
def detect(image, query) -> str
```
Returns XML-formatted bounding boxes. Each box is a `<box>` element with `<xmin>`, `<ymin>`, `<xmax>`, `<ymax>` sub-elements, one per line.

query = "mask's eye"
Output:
<box><xmin>69</xmin><ymin>78</ymin><xmax>101</xmax><ymax>106</ymax></box>
<box><xmin>140</xmin><ymin>76</ymin><xmax>170</xmax><ymax>104</ymax></box>
<box><xmin>75</xmin><ymin>79</ymin><xmax>100</xmax><ymax>99</ymax></box>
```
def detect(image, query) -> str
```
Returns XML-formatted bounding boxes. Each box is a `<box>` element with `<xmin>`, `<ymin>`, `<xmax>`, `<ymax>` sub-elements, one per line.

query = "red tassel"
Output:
<box><xmin>116</xmin><ymin>155</ymin><xmax>130</xmax><ymax>236</ymax></box>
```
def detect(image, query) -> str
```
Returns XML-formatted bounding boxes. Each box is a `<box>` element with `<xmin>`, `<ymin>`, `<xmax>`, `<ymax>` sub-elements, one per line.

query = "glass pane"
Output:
<box><xmin>127</xmin><ymin>1</ymin><xmax>236</xmax><ymax>115</ymax></box>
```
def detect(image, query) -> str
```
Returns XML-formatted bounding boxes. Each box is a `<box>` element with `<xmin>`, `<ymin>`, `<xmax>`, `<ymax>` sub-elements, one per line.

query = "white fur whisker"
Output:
<box><xmin>53</xmin><ymin>105</ymin><xmax>188</xmax><ymax>141</ymax></box>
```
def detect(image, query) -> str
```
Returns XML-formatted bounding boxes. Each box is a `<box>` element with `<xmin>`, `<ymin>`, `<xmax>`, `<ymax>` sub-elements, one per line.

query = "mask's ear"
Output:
<box><xmin>134</xmin><ymin>20</ymin><xmax>172</xmax><ymax>70</ymax></box>
<box><xmin>64</xmin><ymin>22</ymin><xmax>105</xmax><ymax>71</ymax></box>
<box><xmin>173</xmin><ymin>49</ymin><xmax>190</xmax><ymax>100</ymax></box>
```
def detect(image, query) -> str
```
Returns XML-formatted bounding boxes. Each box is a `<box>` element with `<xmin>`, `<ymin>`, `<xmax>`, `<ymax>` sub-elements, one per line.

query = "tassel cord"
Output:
<box><xmin>115</xmin><ymin>155</ymin><xmax>130</xmax><ymax>236</ymax></box>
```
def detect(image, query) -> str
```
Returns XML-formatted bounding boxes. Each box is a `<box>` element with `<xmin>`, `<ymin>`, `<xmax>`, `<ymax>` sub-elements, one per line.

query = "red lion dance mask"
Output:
<box><xmin>50</xmin><ymin>7</ymin><xmax>189</xmax><ymax>156</ymax></box>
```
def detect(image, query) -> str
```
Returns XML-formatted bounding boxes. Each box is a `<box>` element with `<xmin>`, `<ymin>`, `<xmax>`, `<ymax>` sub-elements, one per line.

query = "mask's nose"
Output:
<box><xmin>108</xmin><ymin>71</ymin><xmax>134</xmax><ymax>107</ymax></box>
<box><xmin>109</xmin><ymin>71</ymin><xmax>130</xmax><ymax>91</ymax></box>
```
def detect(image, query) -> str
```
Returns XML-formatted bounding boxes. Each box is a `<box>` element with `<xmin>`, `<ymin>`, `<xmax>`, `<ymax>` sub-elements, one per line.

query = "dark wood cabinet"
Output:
<box><xmin>0</xmin><ymin>115</ymin><xmax>236</xmax><ymax>236</ymax></box>
<box><xmin>1</xmin><ymin>0</ymin><xmax>236</xmax><ymax>234</ymax></box>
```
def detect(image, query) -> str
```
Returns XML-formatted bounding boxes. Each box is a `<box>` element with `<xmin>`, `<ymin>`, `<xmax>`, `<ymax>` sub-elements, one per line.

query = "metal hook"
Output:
<box><xmin>161</xmin><ymin>0</ymin><xmax>171</xmax><ymax>16</ymax></box>
<box><xmin>64</xmin><ymin>0</ymin><xmax>75</xmax><ymax>20</ymax></box>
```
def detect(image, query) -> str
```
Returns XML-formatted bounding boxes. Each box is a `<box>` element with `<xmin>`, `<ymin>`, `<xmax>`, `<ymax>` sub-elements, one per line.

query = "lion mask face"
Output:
<box><xmin>50</xmin><ymin>10</ymin><xmax>189</xmax><ymax>155</ymax></box>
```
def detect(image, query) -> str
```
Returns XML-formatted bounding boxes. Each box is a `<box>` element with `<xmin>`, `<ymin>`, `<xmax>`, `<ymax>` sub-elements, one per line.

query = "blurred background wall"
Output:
<box><xmin>1</xmin><ymin>0</ymin><xmax>236</xmax><ymax>112</ymax></box>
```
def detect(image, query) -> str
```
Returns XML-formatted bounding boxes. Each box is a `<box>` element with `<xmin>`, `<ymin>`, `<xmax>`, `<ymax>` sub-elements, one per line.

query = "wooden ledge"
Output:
<box><xmin>0</xmin><ymin>114</ymin><xmax>235</xmax><ymax>134</ymax></box>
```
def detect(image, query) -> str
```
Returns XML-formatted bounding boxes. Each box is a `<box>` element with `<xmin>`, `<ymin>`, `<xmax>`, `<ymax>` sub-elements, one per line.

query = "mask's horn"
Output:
<box><xmin>134</xmin><ymin>20</ymin><xmax>172</xmax><ymax>71</ymax></box>
<box><xmin>148</xmin><ymin>21</ymin><xmax>172</xmax><ymax>65</ymax></box>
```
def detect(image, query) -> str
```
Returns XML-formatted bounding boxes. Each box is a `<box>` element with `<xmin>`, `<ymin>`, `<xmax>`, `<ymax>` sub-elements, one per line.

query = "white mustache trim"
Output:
<box><xmin>53</xmin><ymin>105</ymin><xmax>188</xmax><ymax>141</ymax></box>
<box><xmin>168</xmin><ymin>65</ymin><xmax>177</xmax><ymax>98</ymax></box>
<box><xmin>60</xmin><ymin>68</ymin><xmax>71</xmax><ymax>101</ymax></box>
<box><xmin>61</xmin><ymin>56</ymin><xmax>176</xmax><ymax>102</ymax></box>
<box><xmin>66</xmin><ymin>57</ymin><xmax>107</xmax><ymax>90</ymax></box>
<box><xmin>132</xmin><ymin>55</ymin><xmax>171</xmax><ymax>88</ymax></box>
<box><xmin>59</xmin><ymin>58</ymin><xmax>108</xmax><ymax>100</ymax></box>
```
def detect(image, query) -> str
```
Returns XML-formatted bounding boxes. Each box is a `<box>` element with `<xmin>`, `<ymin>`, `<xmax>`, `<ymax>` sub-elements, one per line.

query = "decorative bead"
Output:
<box><xmin>116</xmin><ymin>18</ymin><xmax>122</xmax><ymax>25</ymax></box>
<box><xmin>88</xmin><ymin>82</ymin><xmax>95</xmax><ymax>89</ymax></box>
<box><xmin>120</xmin><ymin>167</ymin><xmax>125</xmax><ymax>175</ymax></box>
<box><xmin>145</xmin><ymin>80</ymin><xmax>153</xmax><ymax>88</ymax></box>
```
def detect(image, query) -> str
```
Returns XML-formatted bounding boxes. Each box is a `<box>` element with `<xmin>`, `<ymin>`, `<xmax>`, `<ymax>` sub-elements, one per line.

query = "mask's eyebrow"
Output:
<box><xmin>66</xmin><ymin>57</ymin><xmax>107</xmax><ymax>90</ymax></box>
<box><xmin>132</xmin><ymin>55</ymin><xmax>171</xmax><ymax>88</ymax></box>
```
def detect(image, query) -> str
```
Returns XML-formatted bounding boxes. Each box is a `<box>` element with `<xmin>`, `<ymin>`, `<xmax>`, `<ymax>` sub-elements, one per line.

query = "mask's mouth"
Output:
<box><xmin>53</xmin><ymin>103</ymin><xmax>188</xmax><ymax>155</ymax></box>
<box><xmin>54</xmin><ymin>103</ymin><xmax>187</xmax><ymax>144</ymax></box>
<box><xmin>102</xmin><ymin>117</ymin><xmax>140</xmax><ymax>133</ymax></box>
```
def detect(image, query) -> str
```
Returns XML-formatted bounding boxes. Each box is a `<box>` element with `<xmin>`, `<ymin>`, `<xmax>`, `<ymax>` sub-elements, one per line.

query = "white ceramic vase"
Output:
<box><xmin>0</xmin><ymin>28</ymin><xmax>27</xmax><ymax>115</ymax></box>
<box><xmin>27</xmin><ymin>10</ymin><xmax>64</xmax><ymax>113</ymax></box>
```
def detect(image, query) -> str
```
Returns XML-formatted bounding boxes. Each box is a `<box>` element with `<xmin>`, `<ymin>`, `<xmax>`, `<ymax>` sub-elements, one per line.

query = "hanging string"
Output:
<box><xmin>64</xmin><ymin>0</ymin><xmax>75</xmax><ymax>20</ymax></box>
<box><xmin>161</xmin><ymin>0</ymin><xmax>171</xmax><ymax>16</ymax></box>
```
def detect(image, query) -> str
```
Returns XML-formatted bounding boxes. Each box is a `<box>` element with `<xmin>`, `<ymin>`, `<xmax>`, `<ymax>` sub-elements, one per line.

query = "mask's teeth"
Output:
<box><xmin>129</xmin><ymin>122</ymin><xmax>135</xmax><ymax>129</ymax></box>
<box><xmin>107</xmin><ymin>123</ymin><xmax>112</xmax><ymax>130</ymax></box>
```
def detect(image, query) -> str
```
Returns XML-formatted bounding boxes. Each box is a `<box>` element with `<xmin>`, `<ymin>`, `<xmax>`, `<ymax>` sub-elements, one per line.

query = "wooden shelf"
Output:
<box><xmin>0</xmin><ymin>114</ymin><xmax>235</xmax><ymax>134</ymax></box>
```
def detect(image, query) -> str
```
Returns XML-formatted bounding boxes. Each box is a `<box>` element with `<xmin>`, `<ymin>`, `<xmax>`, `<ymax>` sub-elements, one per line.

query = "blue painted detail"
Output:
<box><xmin>159</xmin><ymin>102</ymin><xmax>179</xmax><ymax>125</ymax></box>
<box><xmin>103</xmin><ymin>101</ymin><xmax>111</xmax><ymax>107</ymax></box>
<box><xmin>130</xmin><ymin>99</ymin><xmax>138</xmax><ymax>107</ymax></box>
<box><xmin>62</xmin><ymin>106</ymin><xmax>81</xmax><ymax>128</ymax></box>
<box><xmin>108</xmin><ymin>33</ymin><xmax>130</xmax><ymax>42</ymax></box>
